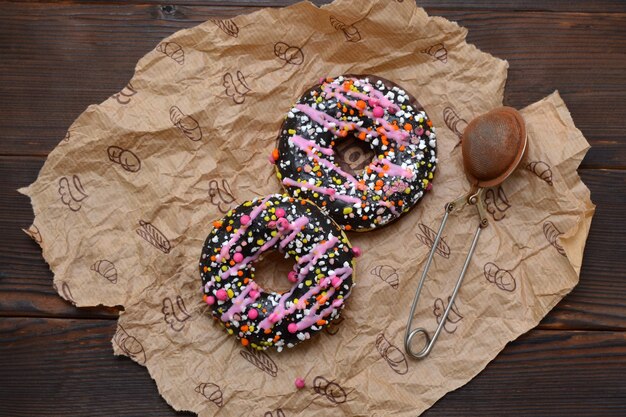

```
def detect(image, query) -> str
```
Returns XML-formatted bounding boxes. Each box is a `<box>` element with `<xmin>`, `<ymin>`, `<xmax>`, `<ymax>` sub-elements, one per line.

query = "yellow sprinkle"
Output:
<box><xmin>288</xmin><ymin>129</ymin><xmax>296</xmax><ymax>135</ymax></box>
<box><xmin>227</xmin><ymin>289</ymin><xmax>234</xmax><ymax>298</ymax></box>
<box><xmin>428</xmin><ymin>172</ymin><xmax>433</xmax><ymax>179</ymax></box>
<box><xmin>227</xmin><ymin>328</ymin><xmax>234</xmax><ymax>335</ymax></box>
<box><xmin>277</xmin><ymin>172</ymin><xmax>282</xmax><ymax>180</ymax></box>
<box><xmin>257</xmin><ymin>239</ymin><xmax>265</xmax><ymax>245</ymax></box>
<box><xmin>305</xmin><ymin>280</ymin><xmax>312</xmax><ymax>286</ymax></box>
<box><xmin>404</xmin><ymin>188</ymin><xmax>411</xmax><ymax>194</ymax></box>
<box><xmin>343</xmin><ymin>207</ymin><xmax>353</xmax><ymax>215</ymax></box>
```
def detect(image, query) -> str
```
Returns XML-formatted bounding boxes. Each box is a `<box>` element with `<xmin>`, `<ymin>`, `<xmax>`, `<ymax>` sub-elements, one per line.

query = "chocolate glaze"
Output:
<box><xmin>275</xmin><ymin>74</ymin><xmax>437</xmax><ymax>231</ymax></box>
<box><xmin>200</xmin><ymin>194</ymin><xmax>355</xmax><ymax>351</ymax></box>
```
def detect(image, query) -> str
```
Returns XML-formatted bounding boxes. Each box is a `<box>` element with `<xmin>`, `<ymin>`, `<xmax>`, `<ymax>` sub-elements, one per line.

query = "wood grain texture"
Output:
<box><xmin>7</xmin><ymin>0</ymin><xmax>626</xmax><ymax>13</ymax></box>
<box><xmin>1</xmin><ymin>1</ymin><xmax>625</xmax><ymax>416</ymax></box>
<box><xmin>0</xmin><ymin>3</ymin><xmax>624</xmax><ymax>167</ymax></box>
<box><xmin>2</xmin><ymin>158</ymin><xmax>625</xmax><ymax>329</ymax></box>
<box><xmin>0</xmin><ymin>317</ymin><xmax>625</xmax><ymax>417</ymax></box>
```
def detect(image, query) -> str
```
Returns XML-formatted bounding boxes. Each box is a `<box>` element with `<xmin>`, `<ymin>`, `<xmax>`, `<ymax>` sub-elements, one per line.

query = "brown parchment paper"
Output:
<box><xmin>20</xmin><ymin>0</ymin><xmax>595</xmax><ymax>416</ymax></box>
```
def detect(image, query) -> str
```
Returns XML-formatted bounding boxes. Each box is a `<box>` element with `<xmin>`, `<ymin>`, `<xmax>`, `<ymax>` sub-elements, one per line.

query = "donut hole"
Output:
<box><xmin>252</xmin><ymin>250</ymin><xmax>294</xmax><ymax>293</ymax></box>
<box><xmin>334</xmin><ymin>134</ymin><xmax>376</xmax><ymax>177</ymax></box>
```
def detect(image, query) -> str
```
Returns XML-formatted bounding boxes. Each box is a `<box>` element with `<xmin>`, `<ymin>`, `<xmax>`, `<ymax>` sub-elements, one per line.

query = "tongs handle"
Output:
<box><xmin>404</xmin><ymin>189</ymin><xmax>486</xmax><ymax>359</ymax></box>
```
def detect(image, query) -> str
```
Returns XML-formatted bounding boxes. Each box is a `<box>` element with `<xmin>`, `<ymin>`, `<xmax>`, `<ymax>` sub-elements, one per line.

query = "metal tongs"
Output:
<box><xmin>404</xmin><ymin>107</ymin><xmax>527</xmax><ymax>360</ymax></box>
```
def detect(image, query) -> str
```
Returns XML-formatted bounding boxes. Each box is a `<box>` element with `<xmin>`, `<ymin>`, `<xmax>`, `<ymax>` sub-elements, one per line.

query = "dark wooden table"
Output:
<box><xmin>1</xmin><ymin>1</ymin><xmax>625</xmax><ymax>416</ymax></box>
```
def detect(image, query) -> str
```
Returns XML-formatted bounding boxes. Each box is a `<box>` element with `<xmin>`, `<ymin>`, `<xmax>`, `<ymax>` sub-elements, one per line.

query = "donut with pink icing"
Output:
<box><xmin>200</xmin><ymin>194</ymin><xmax>357</xmax><ymax>351</ymax></box>
<box><xmin>273</xmin><ymin>74</ymin><xmax>437</xmax><ymax>231</ymax></box>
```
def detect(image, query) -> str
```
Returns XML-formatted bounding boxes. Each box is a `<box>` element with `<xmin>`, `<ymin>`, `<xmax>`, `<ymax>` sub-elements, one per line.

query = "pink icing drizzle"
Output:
<box><xmin>290</xmin><ymin>134</ymin><xmax>334</xmax><ymax>156</ymax></box>
<box><xmin>290</xmin><ymin>134</ymin><xmax>363</xmax><ymax>189</ymax></box>
<box><xmin>258</xmin><ymin>236</ymin><xmax>340</xmax><ymax>330</ymax></box>
<box><xmin>282</xmin><ymin>177</ymin><xmax>362</xmax><ymax>205</ymax></box>
<box><xmin>369</xmin><ymin>158</ymin><xmax>414</xmax><ymax>179</ymax></box>
<box><xmin>279</xmin><ymin>216</ymin><xmax>310</xmax><ymax>249</ymax></box>
<box><xmin>217</xmin><ymin>196</ymin><xmax>271</xmax><ymax>261</ymax></box>
<box><xmin>321</xmin><ymin>81</ymin><xmax>410</xmax><ymax>143</ymax></box>
<box><xmin>221</xmin><ymin>282</ymin><xmax>260</xmax><ymax>322</ymax></box>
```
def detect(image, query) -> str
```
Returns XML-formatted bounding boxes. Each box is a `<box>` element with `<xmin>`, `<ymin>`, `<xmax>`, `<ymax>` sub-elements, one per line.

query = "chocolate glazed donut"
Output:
<box><xmin>273</xmin><ymin>74</ymin><xmax>437</xmax><ymax>231</ymax></box>
<box><xmin>200</xmin><ymin>194</ymin><xmax>357</xmax><ymax>351</ymax></box>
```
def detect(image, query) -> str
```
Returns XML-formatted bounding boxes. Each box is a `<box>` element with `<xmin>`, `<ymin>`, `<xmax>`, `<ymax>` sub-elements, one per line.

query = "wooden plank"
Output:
<box><xmin>0</xmin><ymin>4</ymin><xmax>625</xmax><ymax>167</ymax></box>
<box><xmin>0</xmin><ymin>317</ymin><xmax>625</xmax><ymax>416</ymax></box>
<box><xmin>2</xmin><ymin>157</ymin><xmax>625</xmax><ymax>329</ymax></box>
<box><xmin>0</xmin><ymin>157</ymin><xmax>119</xmax><ymax>319</ymax></box>
<box><xmin>7</xmin><ymin>0</ymin><xmax>626</xmax><ymax>13</ymax></box>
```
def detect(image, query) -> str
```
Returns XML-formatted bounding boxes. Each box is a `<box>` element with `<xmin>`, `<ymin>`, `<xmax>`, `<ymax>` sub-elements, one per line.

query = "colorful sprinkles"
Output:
<box><xmin>274</xmin><ymin>75</ymin><xmax>438</xmax><ymax>231</ymax></box>
<box><xmin>199</xmin><ymin>194</ymin><xmax>356</xmax><ymax>351</ymax></box>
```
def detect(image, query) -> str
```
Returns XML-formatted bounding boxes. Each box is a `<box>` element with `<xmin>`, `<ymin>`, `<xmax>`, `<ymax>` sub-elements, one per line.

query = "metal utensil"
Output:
<box><xmin>404</xmin><ymin>106</ymin><xmax>527</xmax><ymax>359</ymax></box>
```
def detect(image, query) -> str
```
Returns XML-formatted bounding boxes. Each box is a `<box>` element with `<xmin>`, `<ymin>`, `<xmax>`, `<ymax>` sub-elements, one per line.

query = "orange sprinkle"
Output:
<box><xmin>297</xmin><ymin>167</ymin><xmax>302</xmax><ymax>172</ymax></box>
<box><xmin>229</xmin><ymin>260</ymin><xmax>235</xmax><ymax>266</ymax></box>
<box><xmin>241</xmin><ymin>325</ymin><xmax>249</xmax><ymax>332</ymax></box>
<box><xmin>342</xmin><ymin>81</ymin><xmax>351</xmax><ymax>91</ymax></box>
<box><xmin>404</xmin><ymin>123</ymin><xmax>413</xmax><ymax>131</ymax></box>
<box><xmin>383</xmin><ymin>165</ymin><xmax>390</xmax><ymax>171</ymax></box>
<box><xmin>356</xmin><ymin>100</ymin><xmax>367</xmax><ymax>110</ymax></box>
<box><xmin>241</xmin><ymin>338</ymin><xmax>249</xmax><ymax>346</ymax></box>
<box><xmin>362</xmin><ymin>215</ymin><xmax>368</xmax><ymax>220</ymax></box>
<box><xmin>210</xmin><ymin>256</ymin><xmax>216</xmax><ymax>262</ymax></box>
<box><xmin>243</xmin><ymin>277</ymin><xmax>250</xmax><ymax>284</ymax></box>
<box><xmin>226</xmin><ymin>225</ymin><xmax>233</xmax><ymax>232</ymax></box>
<box><xmin>212</xmin><ymin>221</ymin><xmax>222</xmax><ymax>228</ymax></box>
<box><xmin>322</xmin><ymin>201</ymin><xmax>327</xmax><ymax>206</ymax></box>
<box><xmin>398</xmin><ymin>200</ymin><xmax>404</xmax><ymax>206</ymax></box>
<box><xmin>427</xmin><ymin>120</ymin><xmax>433</xmax><ymax>127</ymax></box>
<box><xmin>264</xmin><ymin>329</ymin><xmax>272</xmax><ymax>334</ymax></box>
<box><xmin>345</xmin><ymin>225</ymin><xmax>352</xmax><ymax>231</ymax></box>
<box><xmin>349</xmin><ymin>109</ymin><xmax>355</xmax><ymax>116</ymax></box>
<box><xmin>376</xmin><ymin>180</ymin><xmax>384</xmax><ymax>187</ymax></box>
<box><xmin>378</xmin><ymin>172</ymin><xmax>385</xmax><ymax>178</ymax></box>
<box><xmin>203</xmin><ymin>266</ymin><xmax>209</xmax><ymax>273</ymax></box>
<box><xmin>342</xmin><ymin>106</ymin><xmax>348</xmax><ymax>113</ymax></box>
<box><xmin>316</xmin><ymin>319</ymin><xmax>327</xmax><ymax>326</ymax></box>
<box><xmin>316</xmin><ymin>171</ymin><xmax>322</xmax><ymax>177</ymax></box>
<box><xmin>361</xmin><ymin>195</ymin><xmax>367</xmax><ymax>201</ymax></box>
<box><xmin>237</xmin><ymin>270</ymin><xmax>244</xmax><ymax>277</ymax></box>
<box><xmin>399</xmin><ymin>145</ymin><xmax>406</xmax><ymax>152</ymax></box>
<box><xmin>358</xmin><ymin>132</ymin><xmax>367</xmax><ymax>140</ymax></box>
<box><xmin>272</xmin><ymin>148</ymin><xmax>279</xmax><ymax>161</ymax></box>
